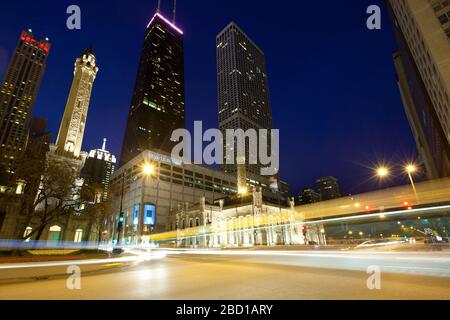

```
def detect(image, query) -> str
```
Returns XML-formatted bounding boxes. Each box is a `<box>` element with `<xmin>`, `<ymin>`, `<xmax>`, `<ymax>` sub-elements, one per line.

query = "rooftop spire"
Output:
<box><xmin>102</xmin><ymin>138</ymin><xmax>107</xmax><ymax>151</ymax></box>
<box><xmin>173</xmin><ymin>0</ymin><xmax>177</xmax><ymax>23</ymax></box>
<box><xmin>157</xmin><ymin>0</ymin><xmax>161</xmax><ymax>12</ymax></box>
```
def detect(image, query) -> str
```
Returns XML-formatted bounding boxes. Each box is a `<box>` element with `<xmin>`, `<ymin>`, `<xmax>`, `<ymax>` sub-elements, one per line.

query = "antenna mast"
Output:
<box><xmin>157</xmin><ymin>0</ymin><xmax>161</xmax><ymax>12</ymax></box>
<box><xmin>173</xmin><ymin>0</ymin><xmax>177</xmax><ymax>23</ymax></box>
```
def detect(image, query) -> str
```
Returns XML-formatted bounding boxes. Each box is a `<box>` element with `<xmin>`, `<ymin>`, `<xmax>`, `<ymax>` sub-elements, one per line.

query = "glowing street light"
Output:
<box><xmin>238</xmin><ymin>186</ymin><xmax>248</xmax><ymax>195</ymax></box>
<box><xmin>142</xmin><ymin>163</ymin><xmax>155</xmax><ymax>176</ymax></box>
<box><xmin>406</xmin><ymin>164</ymin><xmax>417</xmax><ymax>174</ymax></box>
<box><xmin>405</xmin><ymin>163</ymin><xmax>418</xmax><ymax>200</ymax></box>
<box><xmin>376</xmin><ymin>166</ymin><xmax>389</xmax><ymax>178</ymax></box>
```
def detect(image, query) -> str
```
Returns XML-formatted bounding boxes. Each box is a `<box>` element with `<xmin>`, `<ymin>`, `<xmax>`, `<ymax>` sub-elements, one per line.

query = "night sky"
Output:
<box><xmin>0</xmin><ymin>0</ymin><xmax>419</xmax><ymax>196</ymax></box>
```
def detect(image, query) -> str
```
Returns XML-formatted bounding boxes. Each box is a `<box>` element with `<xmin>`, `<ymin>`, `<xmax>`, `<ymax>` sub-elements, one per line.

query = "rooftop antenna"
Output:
<box><xmin>157</xmin><ymin>0</ymin><xmax>161</xmax><ymax>13</ymax></box>
<box><xmin>173</xmin><ymin>0</ymin><xmax>177</xmax><ymax>23</ymax></box>
<box><xmin>102</xmin><ymin>138</ymin><xmax>107</xmax><ymax>151</ymax></box>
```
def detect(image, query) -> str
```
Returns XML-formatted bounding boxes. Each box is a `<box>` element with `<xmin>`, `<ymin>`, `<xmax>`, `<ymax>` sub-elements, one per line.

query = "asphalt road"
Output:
<box><xmin>0</xmin><ymin>250</ymin><xmax>449</xmax><ymax>300</ymax></box>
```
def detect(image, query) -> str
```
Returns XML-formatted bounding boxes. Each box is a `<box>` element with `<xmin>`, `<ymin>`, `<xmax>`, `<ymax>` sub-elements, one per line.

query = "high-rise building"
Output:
<box><xmin>387</xmin><ymin>0</ymin><xmax>450</xmax><ymax>179</ymax></box>
<box><xmin>316</xmin><ymin>176</ymin><xmax>341</xmax><ymax>201</ymax></box>
<box><xmin>81</xmin><ymin>139</ymin><xmax>116</xmax><ymax>202</ymax></box>
<box><xmin>298</xmin><ymin>188</ymin><xmax>321</xmax><ymax>206</ymax></box>
<box><xmin>217</xmin><ymin>22</ymin><xmax>273</xmax><ymax>177</ymax></box>
<box><xmin>120</xmin><ymin>10</ymin><xmax>186</xmax><ymax>167</ymax></box>
<box><xmin>26</xmin><ymin>116</ymin><xmax>51</xmax><ymax>160</ymax></box>
<box><xmin>0</xmin><ymin>30</ymin><xmax>50</xmax><ymax>170</ymax></box>
<box><xmin>55</xmin><ymin>48</ymin><xmax>99</xmax><ymax>159</ymax></box>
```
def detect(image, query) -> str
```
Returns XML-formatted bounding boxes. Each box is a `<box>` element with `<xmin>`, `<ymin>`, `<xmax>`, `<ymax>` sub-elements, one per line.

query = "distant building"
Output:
<box><xmin>316</xmin><ymin>176</ymin><xmax>341</xmax><ymax>201</ymax></box>
<box><xmin>0</xmin><ymin>30</ymin><xmax>50</xmax><ymax>171</ymax></box>
<box><xmin>387</xmin><ymin>0</ymin><xmax>450</xmax><ymax>178</ymax></box>
<box><xmin>81</xmin><ymin>139</ymin><xmax>117</xmax><ymax>202</ymax></box>
<box><xmin>298</xmin><ymin>188</ymin><xmax>321</xmax><ymax>205</ymax></box>
<box><xmin>55</xmin><ymin>48</ymin><xmax>99</xmax><ymax>159</ymax></box>
<box><xmin>217</xmin><ymin>22</ymin><xmax>273</xmax><ymax>177</ymax></box>
<box><xmin>120</xmin><ymin>10</ymin><xmax>186</xmax><ymax>166</ymax></box>
<box><xmin>26</xmin><ymin>116</ymin><xmax>51</xmax><ymax>160</ymax></box>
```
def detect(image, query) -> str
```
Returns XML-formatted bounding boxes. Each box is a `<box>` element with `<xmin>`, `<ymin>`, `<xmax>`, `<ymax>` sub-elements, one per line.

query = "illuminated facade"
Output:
<box><xmin>81</xmin><ymin>139</ymin><xmax>117</xmax><ymax>202</ymax></box>
<box><xmin>55</xmin><ymin>48</ymin><xmax>99</xmax><ymax>158</ymax></box>
<box><xmin>388</xmin><ymin>0</ymin><xmax>450</xmax><ymax>178</ymax></box>
<box><xmin>0</xmin><ymin>30</ymin><xmax>50</xmax><ymax>170</ymax></box>
<box><xmin>168</xmin><ymin>190</ymin><xmax>325</xmax><ymax>248</ymax></box>
<box><xmin>217</xmin><ymin>22</ymin><xmax>273</xmax><ymax>177</ymax></box>
<box><xmin>120</xmin><ymin>12</ymin><xmax>186</xmax><ymax>166</ymax></box>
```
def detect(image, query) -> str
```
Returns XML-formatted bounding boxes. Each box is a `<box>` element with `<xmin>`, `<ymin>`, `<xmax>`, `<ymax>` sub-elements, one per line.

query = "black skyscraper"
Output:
<box><xmin>120</xmin><ymin>11</ymin><xmax>185</xmax><ymax>166</ymax></box>
<box><xmin>217</xmin><ymin>22</ymin><xmax>273</xmax><ymax>177</ymax></box>
<box><xmin>316</xmin><ymin>176</ymin><xmax>341</xmax><ymax>201</ymax></box>
<box><xmin>0</xmin><ymin>30</ymin><xmax>50</xmax><ymax>170</ymax></box>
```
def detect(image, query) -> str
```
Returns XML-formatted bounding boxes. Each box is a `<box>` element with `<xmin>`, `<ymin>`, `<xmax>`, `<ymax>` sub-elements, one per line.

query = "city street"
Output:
<box><xmin>0</xmin><ymin>250</ymin><xmax>449</xmax><ymax>300</ymax></box>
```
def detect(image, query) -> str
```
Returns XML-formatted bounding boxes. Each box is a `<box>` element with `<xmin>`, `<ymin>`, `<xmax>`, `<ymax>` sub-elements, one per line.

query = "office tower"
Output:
<box><xmin>0</xmin><ymin>30</ymin><xmax>50</xmax><ymax>170</ymax></box>
<box><xmin>316</xmin><ymin>176</ymin><xmax>341</xmax><ymax>201</ymax></box>
<box><xmin>217</xmin><ymin>22</ymin><xmax>273</xmax><ymax>177</ymax></box>
<box><xmin>120</xmin><ymin>10</ymin><xmax>185</xmax><ymax>166</ymax></box>
<box><xmin>387</xmin><ymin>0</ymin><xmax>450</xmax><ymax>178</ymax></box>
<box><xmin>26</xmin><ymin>116</ymin><xmax>51</xmax><ymax>160</ymax></box>
<box><xmin>298</xmin><ymin>188</ymin><xmax>321</xmax><ymax>205</ymax></box>
<box><xmin>55</xmin><ymin>48</ymin><xmax>99</xmax><ymax>158</ymax></box>
<box><xmin>81</xmin><ymin>139</ymin><xmax>116</xmax><ymax>202</ymax></box>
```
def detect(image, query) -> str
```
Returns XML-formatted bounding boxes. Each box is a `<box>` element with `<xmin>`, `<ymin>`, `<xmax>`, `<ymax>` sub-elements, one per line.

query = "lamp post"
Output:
<box><xmin>116</xmin><ymin>173</ymin><xmax>126</xmax><ymax>246</ymax></box>
<box><xmin>138</xmin><ymin>162</ymin><xmax>155</xmax><ymax>244</ymax></box>
<box><xmin>405</xmin><ymin>164</ymin><xmax>419</xmax><ymax>200</ymax></box>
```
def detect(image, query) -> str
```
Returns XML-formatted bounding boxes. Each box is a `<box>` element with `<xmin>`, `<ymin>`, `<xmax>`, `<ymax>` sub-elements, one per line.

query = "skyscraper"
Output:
<box><xmin>120</xmin><ymin>10</ymin><xmax>186</xmax><ymax>166</ymax></box>
<box><xmin>387</xmin><ymin>0</ymin><xmax>450</xmax><ymax>178</ymax></box>
<box><xmin>81</xmin><ymin>139</ymin><xmax>116</xmax><ymax>202</ymax></box>
<box><xmin>316</xmin><ymin>176</ymin><xmax>341</xmax><ymax>201</ymax></box>
<box><xmin>55</xmin><ymin>48</ymin><xmax>99</xmax><ymax>159</ymax></box>
<box><xmin>0</xmin><ymin>30</ymin><xmax>50</xmax><ymax>170</ymax></box>
<box><xmin>298</xmin><ymin>188</ymin><xmax>321</xmax><ymax>206</ymax></box>
<box><xmin>217</xmin><ymin>22</ymin><xmax>273</xmax><ymax>177</ymax></box>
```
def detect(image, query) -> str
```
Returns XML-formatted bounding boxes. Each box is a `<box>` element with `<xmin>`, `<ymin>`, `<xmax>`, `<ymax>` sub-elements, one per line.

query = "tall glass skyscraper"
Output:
<box><xmin>120</xmin><ymin>12</ymin><xmax>186</xmax><ymax>166</ymax></box>
<box><xmin>387</xmin><ymin>0</ymin><xmax>450</xmax><ymax>178</ymax></box>
<box><xmin>216</xmin><ymin>22</ymin><xmax>273</xmax><ymax>177</ymax></box>
<box><xmin>0</xmin><ymin>30</ymin><xmax>50</xmax><ymax>170</ymax></box>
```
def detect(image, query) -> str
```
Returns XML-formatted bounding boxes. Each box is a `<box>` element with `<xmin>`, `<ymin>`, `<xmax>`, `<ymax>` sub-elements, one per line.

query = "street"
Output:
<box><xmin>0</xmin><ymin>250</ymin><xmax>449</xmax><ymax>300</ymax></box>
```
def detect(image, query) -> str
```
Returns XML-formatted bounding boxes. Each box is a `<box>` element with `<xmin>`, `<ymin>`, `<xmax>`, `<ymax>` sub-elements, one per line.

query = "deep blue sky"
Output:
<box><xmin>0</xmin><ymin>0</ymin><xmax>419</xmax><ymax>195</ymax></box>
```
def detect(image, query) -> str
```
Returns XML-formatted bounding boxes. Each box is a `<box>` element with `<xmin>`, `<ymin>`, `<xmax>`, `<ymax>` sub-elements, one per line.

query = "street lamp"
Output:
<box><xmin>405</xmin><ymin>163</ymin><xmax>418</xmax><ymax>200</ymax></box>
<box><xmin>376</xmin><ymin>166</ymin><xmax>390</xmax><ymax>179</ymax></box>
<box><xmin>139</xmin><ymin>162</ymin><xmax>156</xmax><ymax>244</ymax></box>
<box><xmin>143</xmin><ymin>163</ymin><xmax>155</xmax><ymax>176</ymax></box>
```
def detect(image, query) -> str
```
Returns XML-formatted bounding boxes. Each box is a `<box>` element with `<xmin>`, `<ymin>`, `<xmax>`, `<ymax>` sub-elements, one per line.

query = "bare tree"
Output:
<box><xmin>0</xmin><ymin>157</ymin><xmax>91</xmax><ymax>241</ymax></box>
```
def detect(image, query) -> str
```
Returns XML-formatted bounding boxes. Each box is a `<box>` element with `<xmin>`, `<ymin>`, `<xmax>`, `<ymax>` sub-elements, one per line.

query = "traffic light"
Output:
<box><xmin>118</xmin><ymin>213</ymin><xmax>125</xmax><ymax>228</ymax></box>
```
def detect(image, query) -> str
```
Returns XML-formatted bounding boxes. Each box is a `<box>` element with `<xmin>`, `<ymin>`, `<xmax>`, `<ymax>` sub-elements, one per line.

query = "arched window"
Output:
<box><xmin>24</xmin><ymin>227</ymin><xmax>32</xmax><ymax>242</ymax></box>
<box><xmin>74</xmin><ymin>229</ymin><xmax>83</xmax><ymax>243</ymax></box>
<box><xmin>48</xmin><ymin>225</ymin><xmax>62</xmax><ymax>241</ymax></box>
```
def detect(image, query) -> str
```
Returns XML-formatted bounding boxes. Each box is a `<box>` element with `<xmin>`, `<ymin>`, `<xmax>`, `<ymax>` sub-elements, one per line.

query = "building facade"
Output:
<box><xmin>0</xmin><ymin>30</ymin><xmax>50</xmax><ymax>171</ymax></box>
<box><xmin>120</xmin><ymin>11</ymin><xmax>186</xmax><ymax>166</ymax></box>
<box><xmin>298</xmin><ymin>188</ymin><xmax>321</xmax><ymax>205</ymax></box>
<box><xmin>167</xmin><ymin>190</ymin><xmax>325</xmax><ymax>248</ymax></box>
<box><xmin>81</xmin><ymin>139</ymin><xmax>117</xmax><ymax>202</ymax></box>
<box><xmin>316</xmin><ymin>176</ymin><xmax>341</xmax><ymax>201</ymax></box>
<box><xmin>388</xmin><ymin>0</ymin><xmax>450</xmax><ymax>178</ymax></box>
<box><xmin>216</xmin><ymin>22</ymin><xmax>273</xmax><ymax>177</ymax></box>
<box><xmin>55</xmin><ymin>48</ymin><xmax>99</xmax><ymax>159</ymax></box>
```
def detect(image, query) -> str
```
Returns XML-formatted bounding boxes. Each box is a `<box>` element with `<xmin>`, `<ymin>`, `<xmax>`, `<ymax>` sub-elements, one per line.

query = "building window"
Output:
<box><xmin>24</xmin><ymin>227</ymin><xmax>32</xmax><ymax>242</ymax></box>
<box><xmin>143</xmin><ymin>204</ymin><xmax>156</xmax><ymax>226</ymax></box>
<box><xmin>74</xmin><ymin>229</ymin><xmax>83</xmax><ymax>243</ymax></box>
<box><xmin>133</xmin><ymin>204</ymin><xmax>140</xmax><ymax>225</ymax></box>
